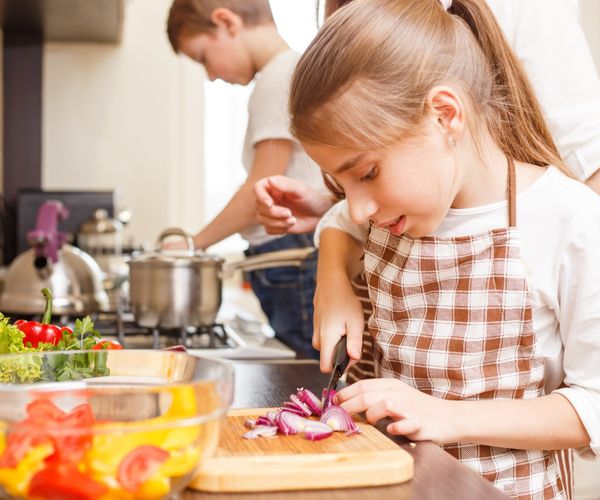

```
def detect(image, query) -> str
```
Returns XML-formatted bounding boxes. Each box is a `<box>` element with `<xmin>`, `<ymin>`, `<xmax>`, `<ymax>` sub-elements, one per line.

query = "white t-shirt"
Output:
<box><xmin>240</xmin><ymin>50</ymin><xmax>325</xmax><ymax>246</ymax></box>
<box><xmin>487</xmin><ymin>0</ymin><xmax>600</xmax><ymax>181</ymax></box>
<box><xmin>316</xmin><ymin>168</ymin><xmax>600</xmax><ymax>458</ymax></box>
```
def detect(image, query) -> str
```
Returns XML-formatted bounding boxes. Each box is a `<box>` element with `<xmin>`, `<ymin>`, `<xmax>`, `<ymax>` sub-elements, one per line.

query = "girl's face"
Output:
<box><xmin>304</xmin><ymin>119</ymin><xmax>460</xmax><ymax>238</ymax></box>
<box><xmin>178</xmin><ymin>29</ymin><xmax>254</xmax><ymax>85</ymax></box>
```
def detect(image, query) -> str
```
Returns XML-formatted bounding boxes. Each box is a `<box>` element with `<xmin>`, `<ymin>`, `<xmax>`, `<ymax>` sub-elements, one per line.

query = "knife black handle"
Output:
<box><xmin>332</xmin><ymin>336</ymin><xmax>351</xmax><ymax>377</ymax></box>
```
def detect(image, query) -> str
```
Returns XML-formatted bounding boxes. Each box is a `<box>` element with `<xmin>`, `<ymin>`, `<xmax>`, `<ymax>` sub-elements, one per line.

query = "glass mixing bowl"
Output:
<box><xmin>0</xmin><ymin>350</ymin><xmax>234</xmax><ymax>499</ymax></box>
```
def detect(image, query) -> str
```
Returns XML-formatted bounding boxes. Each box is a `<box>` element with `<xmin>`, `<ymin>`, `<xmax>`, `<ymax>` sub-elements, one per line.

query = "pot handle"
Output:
<box><xmin>222</xmin><ymin>247</ymin><xmax>317</xmax><ymax>277</ymax></box>
<box><xmin>155</xmin><ymin>227</ymin><xmax>195</xmax><ymax>255</ymax></box>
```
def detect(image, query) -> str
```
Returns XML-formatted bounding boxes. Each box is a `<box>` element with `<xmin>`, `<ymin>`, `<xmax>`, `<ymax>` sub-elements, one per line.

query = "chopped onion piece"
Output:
<box><xmin>321</xmin><ymin>388</ymin><xmax>337</xmax><ymax>410</ymax></box>
<box><xmin>275</xmin><ymin>410</ymin><xmax>311</xmax><ymax>435</ymax></box>
<box><xmin>282</xmin><ymin>403</ymin><xmax>306</xmax><ymax>416</ymax></box>
<box><xmin>243</xmin><ymin>425</ymin><xmax>278</xmax><ymax>439</ymax></box>
<box><xmin>320</xmin><ymin>404</ymin><xmax>358</xmax><ymax>433</ymax></box>
<box><xmin>296</xmin><ymin>388</ymin><xmax>323</xmax><ymax>417</ymax></box>
<box><xmin>265</xmin><ymin>410</ymin><xmax>279</xmax><ymax>425</ymax></box>
<box><xmin>304</xmin><ymin>421</ymin><xmax>334</xmax><ymax>441</ymax></box>
<box><xmin>289</xmin><ymin>394</ymin><xmax>313</xmax><ymax>417</ymax></box>
<box><xmin>244</xmin><ymin>418</ymin><xmax>257</xmax><ymax>429</ymax></box>
<box><xmin>255</xmin><ymin>416</ymin><xmax>272</xmax><ymax>426</ymax></box>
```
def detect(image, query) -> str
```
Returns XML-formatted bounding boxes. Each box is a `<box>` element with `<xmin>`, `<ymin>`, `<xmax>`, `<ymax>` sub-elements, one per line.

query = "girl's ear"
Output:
<box><xmin>210</xmin><ymin>8</ymin><xmax>243</xmax><ymax>36</ymax></box>
<box><xmin>426</xmin><ymin>86</ymin><xmax>466</xmax><ymax>143</ymax></box>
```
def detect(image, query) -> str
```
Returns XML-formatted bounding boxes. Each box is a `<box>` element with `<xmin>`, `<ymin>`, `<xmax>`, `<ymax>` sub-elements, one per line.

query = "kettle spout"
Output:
<box><xmin>33</xmin><ymin>248</ymin><xmax>53</xmax><ymax>280</ymax></box>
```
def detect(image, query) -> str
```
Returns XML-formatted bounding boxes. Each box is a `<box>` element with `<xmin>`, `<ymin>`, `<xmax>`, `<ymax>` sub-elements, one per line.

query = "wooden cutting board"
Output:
<box><xmin>190</xmin><ymin>408</ymin><xmax>414</xmax><ymax>492</ymax></box>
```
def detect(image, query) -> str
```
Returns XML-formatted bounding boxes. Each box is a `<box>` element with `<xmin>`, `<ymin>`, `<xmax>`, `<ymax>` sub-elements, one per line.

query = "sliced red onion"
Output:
<box><xmin>274</xmin><ymin>410</ymin><xmax>310</xmax><ymax>436</ymax></box>
<box><xmin>282</xmin><ymin>403</ymin><xmax>306</xmax><ymax>416</ymax></box>
<box><xmin>244</xmin><ymin>418</ymin><xmax>257</xmax><ymax>429</ymax></box>
<box><xmin>320</xmin><ymin>404</ymin><xmax>358</xmax><ymax>433</ymax></box>
<box><xmin>321</xmin><ymin>388</ymin><xmax>337</xmax><ymax>410</ymax></box>
<box><xmin>255</xmin><ymin>416</ymin><xmax>272</xmax><ymax>426</ymax></box>
<box><xmin>296</xmin><ymin>388</ymin><xmax>323</xmax><ymax>417</ymax></box>
<box><xmin>265</xmin><ymin>410</ymin><xmax>279</xmax><ymax>425</ymax></box>
<box><xmin>289</xmin><ymin>394</ymin><xmax>312</xmax><ymax>417</ymax></box>
<box><xmin>303</xmin><ymin>421</ymin><xmax>334</xmax><ymax>441</ymax></box>
<box><xmin>243</xmin><ymin>425</ymin><xmax>278</xmax><ymax>439</ymax></box>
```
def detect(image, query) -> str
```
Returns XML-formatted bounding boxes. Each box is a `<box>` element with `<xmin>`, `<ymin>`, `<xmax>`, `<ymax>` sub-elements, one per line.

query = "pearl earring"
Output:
<box><xmin>447</xmin><ymin>135</ymin><xmax>456</xmax><ymax>147</ymax></box>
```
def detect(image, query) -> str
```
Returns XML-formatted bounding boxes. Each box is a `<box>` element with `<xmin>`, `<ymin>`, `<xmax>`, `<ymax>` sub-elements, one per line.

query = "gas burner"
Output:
<box><xmin>90</xmin><ymin>311</ymin><xmax>238</xmax><ymax>350</ymax></box>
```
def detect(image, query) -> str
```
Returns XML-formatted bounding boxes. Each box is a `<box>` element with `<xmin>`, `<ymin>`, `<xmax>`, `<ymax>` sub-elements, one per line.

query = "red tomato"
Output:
<box><xmin>26</xmin><ymin>398</ymin><xmax>67</xmax><ymax>421</ymax></box>
<box><xmin>28</xmin><ymin>463</ymin><xmax>108</xmax><ymax>500</ymax></box>
<box><xmin>0</xmin><ymin>432</ymin><xmax>34</xmax><ymax>468</ymax></box>
<box><xmin>92</xmin><ymin>339</ymin><xmax>123</xmax><ymax>350</ymax></box>
<box><xmin>117</xmin><ymin>445</ymin><xmax>170</xmax><ymax>492</ymax></box>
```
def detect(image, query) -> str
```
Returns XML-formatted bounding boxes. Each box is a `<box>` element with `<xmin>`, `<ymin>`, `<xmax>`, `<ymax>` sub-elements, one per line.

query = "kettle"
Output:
<box><xmin>0</xmin><ymin>200</ymin><xmax>109</xmax><ymax>315</ymax></box>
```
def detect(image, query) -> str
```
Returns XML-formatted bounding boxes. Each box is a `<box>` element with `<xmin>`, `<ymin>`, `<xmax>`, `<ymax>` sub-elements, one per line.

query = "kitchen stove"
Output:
<box><xmin>91</xmin><ymin>308</ymin><xmax>296</xmax><ymax>360</ymax></box>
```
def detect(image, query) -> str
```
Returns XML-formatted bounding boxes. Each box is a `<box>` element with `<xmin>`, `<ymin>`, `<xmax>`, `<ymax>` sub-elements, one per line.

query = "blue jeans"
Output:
<box><xmin>244</xmin><ymin>233</ymin><xmax>318</xmax><ymax>360</ymax></box>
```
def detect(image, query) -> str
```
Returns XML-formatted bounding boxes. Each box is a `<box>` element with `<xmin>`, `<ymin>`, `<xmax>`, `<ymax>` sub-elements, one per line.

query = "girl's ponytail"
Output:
<box><xmin>448</xmin><ymin>0</ymin><xmax>571</xmax><ymax>176</ymax></box>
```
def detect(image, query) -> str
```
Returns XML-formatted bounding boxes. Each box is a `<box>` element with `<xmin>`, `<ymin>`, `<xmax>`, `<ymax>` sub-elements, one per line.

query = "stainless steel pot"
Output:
<box><xmin>128</xmin><ymin>228</ymin><xmax>316</xmax><ymax>329</ymax></box>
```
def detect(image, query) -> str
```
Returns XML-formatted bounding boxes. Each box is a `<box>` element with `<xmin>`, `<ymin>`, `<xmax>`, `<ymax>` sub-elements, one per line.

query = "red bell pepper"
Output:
<box><xmin>14</xmin><ymin>288</ymin><xmax>70</xmax><ymax>348</ymax></box>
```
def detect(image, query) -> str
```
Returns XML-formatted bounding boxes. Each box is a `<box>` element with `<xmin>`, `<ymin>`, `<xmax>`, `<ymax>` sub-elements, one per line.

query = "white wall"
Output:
<box><xmin>42</xmin><ymin>0</ymin><xmax>205</xmax><ymax>247</ymax></box>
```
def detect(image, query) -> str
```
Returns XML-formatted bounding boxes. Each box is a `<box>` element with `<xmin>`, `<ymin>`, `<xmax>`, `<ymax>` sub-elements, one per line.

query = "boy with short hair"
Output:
<box><xmin>166</xmin><ymin>0</ymin><xmax>324</xmax><ymax>359</ymax></box>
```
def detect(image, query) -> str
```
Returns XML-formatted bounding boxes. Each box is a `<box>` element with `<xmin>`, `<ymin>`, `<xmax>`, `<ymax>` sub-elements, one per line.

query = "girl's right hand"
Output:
<box><xmin>313</xmin><ymin>277</ymin><xmax>364</xmax><ymax>373</ymax></box>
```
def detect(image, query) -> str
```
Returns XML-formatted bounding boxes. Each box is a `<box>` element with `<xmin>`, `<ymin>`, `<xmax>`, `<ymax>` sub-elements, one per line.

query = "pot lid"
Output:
<box><xmin>128</xmin><ymin>227</ymin><xmax>223</xmax><ymax>267</ymax></box>
<box><xmin>128</xmin><ymin>250</ymin><xmax>223</xmax><ymax>267</ymax></box>
<box><xmin>79</xmin><ymin>209</ymin><xmax>123</xmax><ymax>235</ymax></box>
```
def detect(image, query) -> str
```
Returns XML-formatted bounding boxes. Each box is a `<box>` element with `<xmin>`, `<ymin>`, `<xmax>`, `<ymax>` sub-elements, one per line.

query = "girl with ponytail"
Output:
<box><xmin>288</xmin><ymin>0</ymin><xmax>600</xmax><ymax>497</ymax></box>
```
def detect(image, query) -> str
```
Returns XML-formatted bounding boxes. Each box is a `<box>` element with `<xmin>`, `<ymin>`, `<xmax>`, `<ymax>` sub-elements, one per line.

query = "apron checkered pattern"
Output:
<box><xmin>363</xmin><ymin>158</ymin><xmax>571</xmax><ymax>499</ymax></box>
<box><xmin>346</xmin><ymin>272</ymin><xmax>376</xmax><ymax>383</ymax></box>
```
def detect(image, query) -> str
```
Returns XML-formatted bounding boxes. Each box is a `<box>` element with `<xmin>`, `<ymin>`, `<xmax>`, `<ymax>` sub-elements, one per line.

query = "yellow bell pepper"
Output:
<box><xmin>135</xmin><ymin>474</ymin><xmax>171</xmax><ymax>499</ymax></box>
<box><xmin>160</xmin><ymin>445</ymin><xmax>201</xmax><ymax>477</ymax></box>
<box><xmin>0</xmin><ymin>444</ymin><xmax>53</xmax><ymax>497</ymax></box>
<box><xmin>85</xmin><ymin>385</ymin><xmax>202</xmax><ymax>479</ymax></box>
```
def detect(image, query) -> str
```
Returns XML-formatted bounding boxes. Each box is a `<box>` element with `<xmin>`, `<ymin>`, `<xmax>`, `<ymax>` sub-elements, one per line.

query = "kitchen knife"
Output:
<box><xmin>323</xmin><ymin>336</ymin><xmax>351</xmax><ymax>409</ymax></box>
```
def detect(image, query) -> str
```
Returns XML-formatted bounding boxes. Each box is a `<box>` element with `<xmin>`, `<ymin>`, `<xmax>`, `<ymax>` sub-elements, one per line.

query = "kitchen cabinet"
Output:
<box><xmin>0</xmin><ymin>0</ymin><xmax>124</xmax><ymax>43</ymax></box>
<box><xmin>183</xmin><ymin>361</ymin><xmax>508</xmax><ymax>500</ymax></box>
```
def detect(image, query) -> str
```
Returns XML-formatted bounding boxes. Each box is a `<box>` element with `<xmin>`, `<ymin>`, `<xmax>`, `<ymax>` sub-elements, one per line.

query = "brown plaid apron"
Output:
<box><xmin>363</xmin><ymin>158</ymin><xmax>571</xmax><ymax>499</ymax></box>
<box><xmin>346</xmin><ymin>272</ymin><xmax>376</xmax><ymax>383</ymax></box>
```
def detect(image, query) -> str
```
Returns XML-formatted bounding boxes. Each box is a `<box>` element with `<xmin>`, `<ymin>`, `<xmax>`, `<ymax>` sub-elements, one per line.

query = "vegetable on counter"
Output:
<box><xmin>93</xmin><ymin>339</ymin><xmax>124</xmax><ymax>351</ymax></box>
<box><xmin>243</xmin><ymin>387</ymin><xmax>359</xmax><ymax>441</ymax></box>
<box><xmin>13</xmin><ymin>288</ymin><xmax>71</xmax><ymax>347</ymax></box>
<box><xmin>0</xmin><ymin>288</ymin><xmax>123</xmax><ymax>383</ymax></box>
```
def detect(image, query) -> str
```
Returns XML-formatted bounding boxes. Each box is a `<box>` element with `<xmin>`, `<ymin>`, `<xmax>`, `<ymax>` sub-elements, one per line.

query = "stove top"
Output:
<box><xmin>91</xmin><ymin>311</ymin><xmax>295</xmax><ymax>360</ymax></box>
<box><xmin>92</xmin><ymin>313</ymin><xmax>236</xmax><ymax>350</ymax></box>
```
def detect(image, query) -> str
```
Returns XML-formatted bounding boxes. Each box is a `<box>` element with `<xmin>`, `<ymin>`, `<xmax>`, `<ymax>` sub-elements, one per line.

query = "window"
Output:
<box><xmin>202</xmin><ymin>0</ymin><xmax>319</xmax><ymax>256</ymax></box>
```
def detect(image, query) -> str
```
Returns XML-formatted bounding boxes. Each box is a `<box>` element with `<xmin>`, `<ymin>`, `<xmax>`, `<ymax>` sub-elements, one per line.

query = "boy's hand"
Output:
<box><xmin>335</xmin><ymin>378</ymin><xmax>452</xmax><ymax>444</ymax></box>
<box><xmin>313</xmin><ymin>276</ymin><xmax>364</xmax><ymax>373</ymax></box>
<box><xmin>254</xmin><ymin>176</ymin><xmax>334</xmax><ymax>235</ymax></box>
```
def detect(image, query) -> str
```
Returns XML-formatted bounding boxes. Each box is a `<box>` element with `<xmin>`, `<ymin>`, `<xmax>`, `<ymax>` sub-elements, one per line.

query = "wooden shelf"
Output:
<box><xmin>0</xmin><ymin>0</ymin><xmax>125</xmax><ymax>43</ymax></box>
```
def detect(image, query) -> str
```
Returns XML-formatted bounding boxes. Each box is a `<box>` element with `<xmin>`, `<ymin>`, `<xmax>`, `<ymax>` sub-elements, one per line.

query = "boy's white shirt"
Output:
<box><xmin>315</xmin><ymin>168</ymin><xmax>600</xmax><ymax>459</ymax></box>
<box><xmin>240</xmin><ymin>50</ymin><xmax>325</xmax><ymax>246</ymax></box>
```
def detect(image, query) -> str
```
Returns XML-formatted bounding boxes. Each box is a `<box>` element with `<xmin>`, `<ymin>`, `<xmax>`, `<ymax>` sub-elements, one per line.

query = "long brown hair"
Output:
<box><xmin>292</xmin><ymin>0</ymin><xmax>569</xmax><ymax>176</ymax></box>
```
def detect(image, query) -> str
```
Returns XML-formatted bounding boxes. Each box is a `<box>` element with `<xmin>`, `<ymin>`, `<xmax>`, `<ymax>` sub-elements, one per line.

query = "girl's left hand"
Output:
<box><xmin>335</xmin><ymin>378</ymin><xmax>454</xmax><ymax>444</ymax></box>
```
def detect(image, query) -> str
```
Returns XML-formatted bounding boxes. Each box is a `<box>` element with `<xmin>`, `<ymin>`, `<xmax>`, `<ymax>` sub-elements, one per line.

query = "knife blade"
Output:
<box><xmin>322</xmin><ymin>336</ymin><xmax>351</xmax><ymax>409</ymax></box>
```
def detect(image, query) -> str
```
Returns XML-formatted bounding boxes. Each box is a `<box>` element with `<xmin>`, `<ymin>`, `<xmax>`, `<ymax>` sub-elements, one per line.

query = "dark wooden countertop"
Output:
<box><xmin>183</xmin><ymin>360</ymin><xmax>507</xmax><ymax>500</ymax></box>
